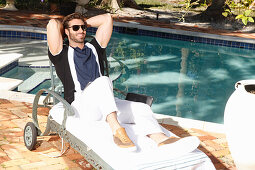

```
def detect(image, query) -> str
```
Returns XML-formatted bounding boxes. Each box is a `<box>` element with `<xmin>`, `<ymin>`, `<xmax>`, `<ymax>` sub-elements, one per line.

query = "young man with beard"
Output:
<box><xmin>47</xmin><ymin>13</ymin><xmax>199</xmax><ymax>151</ymax></box>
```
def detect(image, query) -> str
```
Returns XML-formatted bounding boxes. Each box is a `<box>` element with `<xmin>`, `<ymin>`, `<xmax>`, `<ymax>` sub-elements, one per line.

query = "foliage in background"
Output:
<box><xmin>235</xmin><ymin>9</ymin><xmax>254</xmax><ymax>25</ymax></box>
<box><xmin>0</xmin><ymin>0</ymin><xmax>5</xmax><ymax>7</ymax></box>
<box><xmin>179</xmin><ymin>0</ymin><xmax>199</xmax><ymax>22</ymax></box>
<box><xmin>175</xmin><ymin>0</ymin><xmax>255</xmax><ymax>25</ymax></box>
<box><xmin>223</xmin><ymin>0</ymin><xmax>255</xmax><ymax>25</ymax></box>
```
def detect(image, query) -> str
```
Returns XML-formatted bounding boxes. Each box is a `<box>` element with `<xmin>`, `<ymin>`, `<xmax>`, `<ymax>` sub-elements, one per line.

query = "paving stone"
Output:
<box><xmin>19</xmin><ymin>161</ymin><xmax>47</xmax><ymax>169</ymax></box>
<box><xmin>1</xmin><ymin>159</ymin><xmax>30</xmax><ymax>167</ymax></box>
<box><xmin>203</xmin><ymin>140</ymin><xmax>225</xmax><ymax>151</ymax></box>
<box><xmin>8</xmin><ymin>106</ymin><xmax>28</xmax><ymax>111</ymax></box>
<box><xmin>212</xmin><ymin>138</ymin><xmax>228</xmax><ymax>145</ymax></box>
<box><xmin>0</xmin><ymin>148</ymin><xmax>6</xmax><ymax>157</ymax></box>
<box><xmin>11</xmin><ymin>118</ymin><xmax>32</xmax><ymax>129</ymax></box>
<box><xmin>0</xmin><ymin>109</ymin><xmax>12</xmax><ymax>114</ymax></box>
<box><xmin>211</xmin><ymin>149</ymin><xmax>231</xmax><ymax>158</ymax></box>
<box><xmin>198</xmin><ymin>135</ymin><xmax>217</xmax><ymax>141</ymax></box>
<box><xmin>10</xmin><ymin>100</ymin><xmax>26</xmax><ymax>106</ymax></box>
<box><xmin>0</xmin><ymin>140</ymin><xmax>9</xmax><ymax>146</ymax></box>
<box><xmin>9</xmin><ymin>109</ymin><xmax>29</xmax><ymax>119</ymax></box>
<box><xmin>35</xmin><ymin>141</ymin><xmax>54</xmax><ymax>151</ymax></box>
<box><xmin>207</xmin><ymin>132</ymin><xmax>226</xmax><ymax>139</ymax></box>
<box><xmin>0</xmin><ymin>103</ymin><xmax>15</xmax><ymax>108</ymax></box>
<box><xmin>20</xmin><ymin>108</ymin><xmax>33</xmax><ymax>114</ymax></box>
<box><xmin>69</xmin><ymin>167</ymin><xmax>83</xmax><ymax>170</ymax></box>
<box><xmin>37</xmin><ymin>163</ymin><xmax>71</xmax><ymax>170</ymax></box>
<box><xmin>0</xmin><ymin>121</ymin><xmax>18</xmax><ymax>130</ymax></box>
<box><xmin>191</xmin><ymin>128</ymin><xmax>211</xmax><ymax>136</ymax></box>
<box><xmin>199</xmin><ymin>143</ymin><xmax>216</xmax><ymax>152</ymax></box>
<box><xmin>0</xmin><ymin>112</ymin><xmax>18</xmax><ymax>121</ymax></box>
<box><xmin>20</xmin><ymin>152</ymin><xmax>42</xmax><ymax>163</ymax></box>
<box><xmin>3</xmin><ymin>166</ymin><xmax>22</xmax><ymax>170</ymax></box>
<box><xmin>1</xmin><ymin>147</ymin><xmax>24</xmax><ymax>160</ymax></box>
<box><xmin>37</xmin><ymin>107</ymin><xmax>50</xmax><ymax>116</ymax></box>
<box><xmin>0</xmin><ymin>156</ymin><xmax>11</xmax><ymax>164</ymax></box>
<box><xmin>65</xmin><ymin>153</ymin><xmax>84</xmax><ymax>160</ymax></box>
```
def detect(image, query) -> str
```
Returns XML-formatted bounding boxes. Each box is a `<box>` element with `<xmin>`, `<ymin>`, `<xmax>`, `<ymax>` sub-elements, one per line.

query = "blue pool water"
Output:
<box><xmin>1</xmin><ymin>33</ymin><xmax>255</xmax><ymax>123</ymax></box>
<box><xmin>108</xmin><ymin>33</ymin><xmax>255</xmax><ymax>123</ymax></box>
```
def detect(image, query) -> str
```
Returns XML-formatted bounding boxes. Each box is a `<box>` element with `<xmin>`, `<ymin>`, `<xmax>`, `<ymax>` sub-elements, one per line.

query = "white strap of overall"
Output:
<box><xmin>68</xmin><ymin>46</ymin><xmax>82</xmax><ymax>96</ymax></box>
<box><xmin>86</xmin><ymin>42</ymin><xmax>102</xmax><ymax>77</ymax></box>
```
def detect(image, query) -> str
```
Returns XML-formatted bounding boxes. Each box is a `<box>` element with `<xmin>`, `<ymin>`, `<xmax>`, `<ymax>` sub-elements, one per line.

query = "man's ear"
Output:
<box><xmin>65</xmin><ymin>29</ymin><xmax>69</xmax><ymax>37</ymax></box>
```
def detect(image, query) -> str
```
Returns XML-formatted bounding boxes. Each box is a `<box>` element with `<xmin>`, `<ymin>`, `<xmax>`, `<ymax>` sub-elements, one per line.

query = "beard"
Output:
<box><xmin>69</xmin><ymin>32</ymin><xmax>85</xmax><ymax>43</ymax></box>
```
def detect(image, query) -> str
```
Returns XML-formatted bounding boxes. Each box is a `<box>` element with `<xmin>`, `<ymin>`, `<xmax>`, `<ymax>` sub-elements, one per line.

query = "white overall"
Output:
<box><xmin>68</xmin><ymin>46</ymin><xmax>163</xmax><ymax>136</ymax></box>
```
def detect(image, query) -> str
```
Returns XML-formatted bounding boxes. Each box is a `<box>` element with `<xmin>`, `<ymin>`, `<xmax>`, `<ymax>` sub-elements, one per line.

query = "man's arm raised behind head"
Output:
<box><xmin>86</xmin><ymin>13</ymin><xmax>113</xmax><ymax>48</ymax></box>
<box><xmin>47</xmin><ymin>19</ymin><xmax>64</xmax><ymax>56</ymax></box>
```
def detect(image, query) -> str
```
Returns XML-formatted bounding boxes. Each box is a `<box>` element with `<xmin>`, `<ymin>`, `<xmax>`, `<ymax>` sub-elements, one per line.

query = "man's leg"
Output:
<box><xmin>72</xmin><ymin>76</ymin><xmax>136</xmax><ymax>149</ymax></box>
<box><xmin>106</xmin><ymin>111</ymin><xmax>136</xmax><ymax>150</ymax></box>
<box><xmin>115</xmin><ymin>98</ymin><xmax>198</xmax><ymax>147</ymax></box>
<box><xmin>106</xmin><ymin>111</ymin><xmax>121</xmax><ymax>134</ymax></box>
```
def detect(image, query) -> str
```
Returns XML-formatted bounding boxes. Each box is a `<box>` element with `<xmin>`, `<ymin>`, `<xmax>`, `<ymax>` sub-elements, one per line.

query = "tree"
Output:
<box><xmin>100</xmin><ymin>0</ymin><xmax>140</xmax><ymax>11</ymax></box>
<box><xmin>198</xmin><ymin>0</ymin><xmax>228</xmax><ymax>21</ymax></box>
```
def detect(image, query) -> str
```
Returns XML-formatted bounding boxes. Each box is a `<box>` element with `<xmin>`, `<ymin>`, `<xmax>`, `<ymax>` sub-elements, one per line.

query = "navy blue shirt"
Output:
<box><xmin>73</xmin><ymin>45</ymin><xmax>100</xmax><ymax>90</ymax></box>
<box><xmin>48</xmin><ymin>38</ymin><xmax>106</xmax><ymax>104</ymax></box>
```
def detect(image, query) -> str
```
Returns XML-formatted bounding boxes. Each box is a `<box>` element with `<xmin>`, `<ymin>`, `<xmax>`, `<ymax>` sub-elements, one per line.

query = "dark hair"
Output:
<box><xmin>62</xmin><ymin>13</ymin><xmax>86</xmax><ymax>29</ymax></box>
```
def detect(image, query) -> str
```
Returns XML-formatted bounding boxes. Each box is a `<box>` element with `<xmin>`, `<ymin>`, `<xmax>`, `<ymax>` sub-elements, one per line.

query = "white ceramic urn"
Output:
<box><xmin>224</xmin><ymin>79</ymin><xmax>255</xmax><ymax>170</ymax></box>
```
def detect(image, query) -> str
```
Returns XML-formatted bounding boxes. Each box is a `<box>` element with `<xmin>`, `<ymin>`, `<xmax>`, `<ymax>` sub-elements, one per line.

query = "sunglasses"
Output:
<box><xmin>68</xmin><ymin>25</ymin><xmax>87</xmax><ymax>31</ymax></box>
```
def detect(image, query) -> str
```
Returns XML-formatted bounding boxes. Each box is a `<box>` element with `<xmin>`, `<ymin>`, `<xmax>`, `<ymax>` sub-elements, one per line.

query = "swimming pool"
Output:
<box><xmin>1</xmin><ymin>31</ymin><xmax>255</xmax><ymax>124</ymax></box>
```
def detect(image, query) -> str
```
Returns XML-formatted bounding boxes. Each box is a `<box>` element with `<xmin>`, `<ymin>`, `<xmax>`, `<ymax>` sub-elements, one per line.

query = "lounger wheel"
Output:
<box><xmin>24</xmin><ymin>122</ymin><xmax>38</xmax><ymax>151</ymax></box>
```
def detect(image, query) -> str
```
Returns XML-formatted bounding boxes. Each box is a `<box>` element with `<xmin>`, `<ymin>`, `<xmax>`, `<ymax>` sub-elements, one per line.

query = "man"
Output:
<box><xmin>47</xmin><ymin>13</ymin><xmax>199</xmax><ymax>151</ymax></box>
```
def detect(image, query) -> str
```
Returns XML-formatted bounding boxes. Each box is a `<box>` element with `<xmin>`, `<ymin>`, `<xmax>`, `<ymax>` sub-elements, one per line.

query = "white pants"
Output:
<box><xmin>71</xmin><ymin>76</ymin><xmax>163</xmax><ymax>136</ymax></box>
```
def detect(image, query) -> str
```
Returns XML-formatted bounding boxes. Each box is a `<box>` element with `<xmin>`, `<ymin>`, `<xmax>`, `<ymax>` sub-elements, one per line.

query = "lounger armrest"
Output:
<box><xmin>125</xmin><ymin>93</ymin><xmax>154</xmax><ymax>107</ymax></box>
<box><xmin>32</xmin><ymin>89</ymin><xmax>75</xmax><ymax>135</ymax></box>
<box><xmin>113</xmin><ymin>88</ymin><xmax>154</xmax><ymax>106</ymax></box>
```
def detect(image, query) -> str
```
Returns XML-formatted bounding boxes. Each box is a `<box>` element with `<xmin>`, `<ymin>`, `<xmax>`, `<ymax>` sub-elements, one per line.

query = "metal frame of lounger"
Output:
<box><xmin>31</xmin><ymin>88</ymin><xmax>113</xmax><ymax>169</ymax></box>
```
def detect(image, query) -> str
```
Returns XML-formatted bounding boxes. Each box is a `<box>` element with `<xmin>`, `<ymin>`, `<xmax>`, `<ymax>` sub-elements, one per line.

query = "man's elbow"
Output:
<box><xmin>47</xmin><ymin>19</ymin><xmax>61</xmax><ymax>30</ymax></box>
<box><xmin>105</xmin><ymin>13</ymin><xmax>113</xmax><ymax>24</ymax></box>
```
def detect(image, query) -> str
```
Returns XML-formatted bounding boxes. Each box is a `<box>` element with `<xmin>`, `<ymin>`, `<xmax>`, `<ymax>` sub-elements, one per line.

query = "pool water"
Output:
<box><xmin>108</xmin><ymin>33</ymin><xmax>255</xmax><ymax>123</ymax></box>
<box><xmin>1</xmin><ymin>33</ymin><xmax>255</xmax><ymax>123</ymax></box>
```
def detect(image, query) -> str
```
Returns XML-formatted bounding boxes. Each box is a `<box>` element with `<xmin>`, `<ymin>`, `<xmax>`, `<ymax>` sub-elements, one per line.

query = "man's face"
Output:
<box><xmin>66</xmin><ymin>19</ymin><xmax>86</xmax><ymax>43</ymax></box>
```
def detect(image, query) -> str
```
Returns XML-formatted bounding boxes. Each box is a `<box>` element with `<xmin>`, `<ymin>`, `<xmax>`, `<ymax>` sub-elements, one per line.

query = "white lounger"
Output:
<box><xmin>48</xmin><ymin>102</ymin><xmax>215</xmax><ymax>170</ymax></box>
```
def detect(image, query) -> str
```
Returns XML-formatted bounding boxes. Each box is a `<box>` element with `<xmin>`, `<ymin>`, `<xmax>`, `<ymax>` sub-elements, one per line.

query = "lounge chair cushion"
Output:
<box><xmin>49</xmin><ymin>102</ymin><xmax>215</xmax><ymax>170</ymax></box>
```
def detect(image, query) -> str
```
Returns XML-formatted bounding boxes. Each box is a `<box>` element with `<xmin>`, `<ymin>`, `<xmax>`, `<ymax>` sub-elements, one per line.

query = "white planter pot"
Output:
<box><xmin>224</xmin><ymin>79</ymin><xmax>255</xmax><ymax>170</ymax></box>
